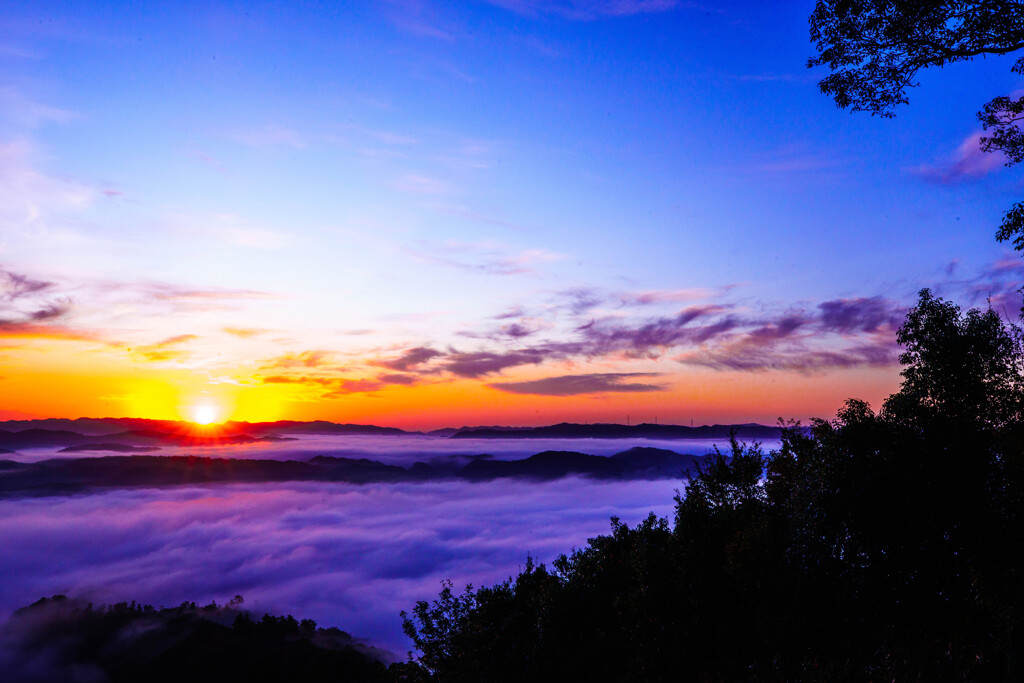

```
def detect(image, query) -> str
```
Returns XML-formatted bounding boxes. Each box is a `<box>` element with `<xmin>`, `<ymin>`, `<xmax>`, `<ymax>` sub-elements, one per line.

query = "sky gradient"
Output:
<box><xmin>2</xmin><ymin>0</ymin><xmax>1023</xmax><ymax>428</ymax></box>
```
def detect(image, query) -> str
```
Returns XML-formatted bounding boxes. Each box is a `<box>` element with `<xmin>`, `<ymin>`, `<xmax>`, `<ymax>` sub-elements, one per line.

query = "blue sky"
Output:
<box><xmin>1</xmin><ymin>0</ymin><xmax>1022</xmax><ymax>427</ymax></box>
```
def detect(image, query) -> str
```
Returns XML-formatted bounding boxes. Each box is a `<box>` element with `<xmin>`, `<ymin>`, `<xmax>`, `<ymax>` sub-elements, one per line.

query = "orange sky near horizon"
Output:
<box><xmin>0</xmin><ymin>336</ymin><xmax>902</xmax><ymax>429</ymax></box>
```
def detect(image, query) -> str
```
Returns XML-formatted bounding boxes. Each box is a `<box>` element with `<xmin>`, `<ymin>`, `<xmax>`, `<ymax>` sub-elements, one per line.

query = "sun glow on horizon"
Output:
<box><xmin>188</xmin><ymin>401</ymin><xmax>224</xmax><ymax>426</ymax></box>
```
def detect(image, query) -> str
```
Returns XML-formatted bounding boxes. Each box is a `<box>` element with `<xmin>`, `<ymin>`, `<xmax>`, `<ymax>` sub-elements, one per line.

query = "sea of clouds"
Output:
<box><xmin>0</xmin><ymin>470</ymin><xmax>681</xmax><ymax>655</ymax></box>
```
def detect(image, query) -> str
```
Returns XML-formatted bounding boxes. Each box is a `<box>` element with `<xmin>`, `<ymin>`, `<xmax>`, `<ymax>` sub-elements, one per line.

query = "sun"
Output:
<box><xmin>179</xmin><ymin>389</ymin><xmax>237</xmax><ymax>426</ymax></box>
<box><xmin>191</xmin><ymin>403</ymin><xmax>220</xmax><ymax>425</ymax></box>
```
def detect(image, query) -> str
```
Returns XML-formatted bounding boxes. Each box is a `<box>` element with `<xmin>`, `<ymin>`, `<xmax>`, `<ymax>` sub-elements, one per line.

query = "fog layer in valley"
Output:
<box><xmin>0</xmin><ymin>471</ymin><xmax>679</xmax><ymax>654</ymax></box>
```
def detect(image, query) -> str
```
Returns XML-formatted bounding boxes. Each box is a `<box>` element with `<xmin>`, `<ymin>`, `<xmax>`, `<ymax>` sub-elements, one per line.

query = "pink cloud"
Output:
<box><xmin>910</xmin><ymin>131</ymin><xmax>1007</xmax><ymax>183</ymax></box>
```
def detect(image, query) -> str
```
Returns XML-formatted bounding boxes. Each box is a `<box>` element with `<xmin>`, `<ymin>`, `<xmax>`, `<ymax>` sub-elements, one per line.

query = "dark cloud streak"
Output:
<box><xmin>373</xmin><ymin>347</ymin><xmax>441</xmax><ymax>372</ymax></box>
<box><xmin>489</xmin><ymin>372</ymin><xmax>666</xmax><ymax>396</ymax></box>
<box><xmin>818</xmin><ymin>297</ymin><xmax>904</xmax><ymax>334</ymax></box>
<box><xmin>1</xmin><ymin>268</ymin><xmax>54</xmax><ymax>302</ymax></box>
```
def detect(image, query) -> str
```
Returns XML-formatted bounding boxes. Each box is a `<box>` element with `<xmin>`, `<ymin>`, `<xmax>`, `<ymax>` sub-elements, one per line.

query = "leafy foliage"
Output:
<box><xmin>808</xmin><ymin>1</ymin><xmax>1024</xmax><ymax>246</ymax></box>
<box><xmin>886</xmin><ymin>288</ymin><xmax>1024</xmax><ymax>429</ymax></box>
<box><xmin>400</xmin><ymin>290</ymin><xmax>1024</xmax><ymax>681</ymax></box>
<box><xmin>808</xmin><ymin>1</ymin><xmax>1024</xmax><ymax>117</ymax></box>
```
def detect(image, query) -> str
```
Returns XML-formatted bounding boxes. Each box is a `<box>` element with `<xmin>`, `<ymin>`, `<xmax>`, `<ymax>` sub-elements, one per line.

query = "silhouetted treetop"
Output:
<box><xmin>884</xmin><ymin>288</ymin><xmax>1024</xmax><ymax>429</ymax></box>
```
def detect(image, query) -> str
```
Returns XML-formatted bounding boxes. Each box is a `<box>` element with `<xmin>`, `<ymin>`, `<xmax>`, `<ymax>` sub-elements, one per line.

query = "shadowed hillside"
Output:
<box><xmin>0</xmin><ymin>596</ymin><xmax>389</xmax><ymax>683</ymax></box>
<box><xmin>0</xmin><ymin>447</ymin><xmax>703</xmax><ymax>498</ymax></box>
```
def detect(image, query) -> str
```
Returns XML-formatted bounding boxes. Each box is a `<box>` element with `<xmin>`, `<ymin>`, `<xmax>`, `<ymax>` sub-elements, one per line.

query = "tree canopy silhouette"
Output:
<box><xmin>808</xmin><ymin>0</ymin><xmax>1024</xmax><ymax>246</ymax></box>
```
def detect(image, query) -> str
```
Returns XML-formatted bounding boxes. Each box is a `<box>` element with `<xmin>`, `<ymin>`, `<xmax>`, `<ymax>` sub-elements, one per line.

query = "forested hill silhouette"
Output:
<box><xmin>0</xmin><ymin>418</ymin><xmax>785</xmax><ymax>452</ymax></box>
<box><xmin>0</xmin><ymin>595</ymin><xmax>390</xmax><ymax>682</ymax></box>
<box><xmin>0</xmin><ymin>419</ymin><xmax>414</xmax><ymax>446</ymax></box>
<box><xmin>449</xmin><ymin>422</ymin><xmax>783</xmax><ymax>440</ymax></box>
<box><xmin>0</xmin><ymin>447</ymin><xmax>704</xmax><ymax>498</ymax></box>
<box><xmin>0</xmin><ymin>427</ymin><xmax>288</xmax><ymax>450</ymax></box>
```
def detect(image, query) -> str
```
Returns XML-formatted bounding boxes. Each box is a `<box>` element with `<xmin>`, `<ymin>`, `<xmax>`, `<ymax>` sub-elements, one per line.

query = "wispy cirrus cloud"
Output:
<box><xmin>380</xmin><ymin>0</ymin><xmax>456</xmax><ymax>40</ymax></box>
<box><xmin>0</xmin><ymin>321</ymin><xmax>105</xmax><ymax>344</ymax></box>
<box><xmin>0</xmin><ymin>90</ymin><xmax>122</xmax><ymax>254</ymax></box>
<box><xmin>487</xmin><ymin>0</ymin><xmax>692</xmax><ymax>20</ymax></box>
<box><xmin>332</xmin><ymin>123</ymin><xmax>421</xmax><ymax>147</ymax></box>
<box><xmin>458</xmin><ymin>317</ymin><xmax>550</xmax><ymax>342</ymax></box>
<box><xmin>495</xmin><ymin>319</ymin><xmax>548</xmax><ymax>339</ymax></box>
<box><xmin>131</xmin><ymin>334</ymin><xmax>198</xmax><ymax>363</ymax></box>
<box><xmin>0</xmin><ymin>269</ymin><xmax>291</xmax><ymax>350</ymax></box>
<box><xmin>618</xmin><ymin>285</ymin><xmax>739</xmax><ymax>307</ymax></box>
<box><xmin>431</xmin><ymin>204</ymin><xmax>534</xmax><ymax>232</ymax></box>
<box><xmin>258</xmin><ymin>349</ymin><xmax>431</xmax><ymax>396</ymax></box>
<box><xmin>261</xmin><ymin>350</ymin><xmax>338</xmax><ymax>371</ymax></box>
<box><xmin>0</xmin><ymin>267</ymin><xmax>97</xmax><ymax>343</ymax></box>
<box><xmin>493</xmin><ymin>306</ymin><xmax>526</xmax><ymax>320</ymax></box>
<box><xmin>0</xmin><ymin>43</ymin><xmax>40</xmax><ymax>59</ymax></box>
<box><xmin>260</xmin><ymin>373</ymin><xmax>414</xmax><ymax>396</ymax></box>
<box><xmin>222</xmin><ymin>327</ymin><xmax>268</xmax><ymax>338</ymax></box>
<box><xmin>1</xmin><ymin>267</ymin><xmax>55</xmax><ymax>302</ymax></box>
<box><xmin>82</xmin><ymin>279</ymin><xmax>287</xmax><ymax>319</ymax></box>
<box><xmin>262</xmin><ymin>375</ymin><xmax>336</xmax><ymax>386</ymax></box>
<box><xmin>321</xmin><ymin>378</ymin><xmax>392</xmax><ymax>397</ymax></box>
<box><xmin>941</xmin><ymin>254</ymin><xmax>1024</xmax><ymax>313</ymax></box>
<box><xmin>139</xmin><ymin>283</ymin><xmax>283</xmax><ymax>306</ymax></box>
<box><xmin>434</xmin><ymin>140</ymin><xmax>499</xmax><ymax>171</ymax></box>
<box><xmin>171</xmin><ymin>213</ymin><xmax>293</xmax><ymax>250</ymax></box>
<box><xmin>733</xmin><ymin>72</ymin><xmax>808</xmax><ymax>83</ymax></box>
<box><xmin>909</xmin><ymin>131</ymin><xmax>1006</xmax><ymax>184</ymax></box>
<box><xmin>739</xmin><ymin>146</ymin><xmax>846</xmax><ymax>175</ymax></box>
<box><xmin>0</xmin><ymin>140</ymin><xmax>105</xmax><ymax>239</ymax></box>
<box><xmin>227</xmin><ymin>124</ymin><xmax>308</xmax><ymax>149</ymax></box>
<box><xmin>618</xmin><ymin>288</ymin><xmax>717</xmax><ymax>307</ymax></box>
<box><xmin>556</xmin><ymin>287</ymin><xmax>605</xmax><ymax>315</ymax></box>
<box><xmin>391</xmin><ymin>173</ymin><xmax>452</xmax><ymax>195</ymax></box>
<box><xmin>219</xmin><ymin>226</ymin><xmax>291</xmax><ymax>250</ymax></box>
<box><xmin>0</xmin><ymin>87</ymin><xmax>75</xmax><ymax>131</ymax></box>
<box><xmin>489</xmin><ymin>372</ymin><xmax>666</xmax><ymax>395</ymax></box>
<box><xmin>410</xmin><ymin>240</ymin><xmax>563</xmax><ymax>276</ymax></box>
<box><xmin>148</xmin><ymin>287</ymin><xmax>276</xmax><ymax>302</ymax></box>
